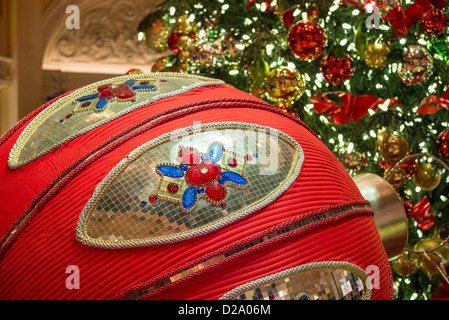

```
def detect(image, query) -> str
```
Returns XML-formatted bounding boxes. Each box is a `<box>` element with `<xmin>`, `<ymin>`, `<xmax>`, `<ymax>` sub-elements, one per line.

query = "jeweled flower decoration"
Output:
<box><xmin>143</xmin><ymin>142</ymin><xmax>254</xmax><ymax>214</ymax></box>
<box><xmin>59</xmin><ymin>79</ymin><xmax>159</xmax><ymax>123</ymax></box>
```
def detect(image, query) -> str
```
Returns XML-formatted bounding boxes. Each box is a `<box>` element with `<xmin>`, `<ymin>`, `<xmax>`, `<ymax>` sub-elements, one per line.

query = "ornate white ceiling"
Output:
<box><xmin>42</xmin><ymin>0</ymin><xmax>167</xmax><ymax>74</ymax></box>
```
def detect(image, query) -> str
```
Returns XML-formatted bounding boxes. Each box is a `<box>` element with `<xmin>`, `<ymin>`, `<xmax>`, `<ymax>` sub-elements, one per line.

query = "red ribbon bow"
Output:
<box><xmin>311</xmin><ymin>91</ymin><xmax>400</xmax><ymax>124</ymax></box>
<box><xmin>384</xmin><ymin>0</ymin><xmax>446</xmax><ymax>37</ymax></box>
<box><xmin>416</xmin><ymin>85</ymin><xmax>449</xmax><ymax>114</ymax></box>
<box><xmin>411</xmin><ymin>195</ymin><xmax>435</xmax><ymax>230</ymax></box>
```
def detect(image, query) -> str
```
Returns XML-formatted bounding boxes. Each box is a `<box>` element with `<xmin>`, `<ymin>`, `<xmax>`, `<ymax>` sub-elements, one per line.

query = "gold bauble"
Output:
<box><xmin>412</xmin><ymin>162</ymin><xmax>441</xmax><ymax>191</ymax></box>
<box><xmin>174</xmin><ymin>15</ymin><xmax>193</xmax><ymax>34</ymax></box>
<box><xmin>383</xmin><ymin>165</ymin><xmax>407</xmax><ymax>189</ymax></box>
<box><xmin>144</xmin><ymin>18</ymin><xmax>170</xmax><ymax>52</ymax></box>
<box><xmin>177</xmin><ymin>34</ymin><xmax>193</xmax><ymax>52</ymax></box>
<box><xmin>379</xmin><ymin>133</ymin><xmax>409</xmax><ymax>164</ymax></box>
<box><xmin>250</xmin><ymin>83</ymin><xmax>267</xmax><ymax>99</ymax></box>
<box><xmin>151</xmin><ymin>56</ymin><xmax>178</xmax><ymax>73</ymax></box>
<box><xmin>265</xmin><ymin>66</ymin><xmax>306</xmax><ymax>108</ymax></box>
<box><xmin>125</xmin><ymin>69</ymin><xmax>144</xmax><ymax>75</ymax></box>
<box><xmin>363</xmin><ymin>43</ymin><xmax>390</xmax><ymax>69</ymax></box>
<box><xmin>414</xmin><ymin>228</ymin><xmax>449</xmax><ymax>279</ymax></box>
<box><xmin>391</xmin><ymin>251</ymin><xmax>421</xmax><ymax>277</ymax></box>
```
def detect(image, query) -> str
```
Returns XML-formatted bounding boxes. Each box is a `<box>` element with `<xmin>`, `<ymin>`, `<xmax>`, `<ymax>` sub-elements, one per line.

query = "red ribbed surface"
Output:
<box><xmin>0</xmin><ymin>84</ymin><xmax>392</xmax><ymax>300</ymax></box>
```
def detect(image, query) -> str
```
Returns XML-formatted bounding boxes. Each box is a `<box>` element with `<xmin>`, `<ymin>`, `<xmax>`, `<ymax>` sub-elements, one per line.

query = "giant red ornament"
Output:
<box><xmin>0</xmin><ymin>72</ymin><xmax>405</xmax><ymax>300</ymax></box>
<box><xmin>288</xmin><ymin>20</ymin><xmax>327</xmax><ymax>60</ymax></box>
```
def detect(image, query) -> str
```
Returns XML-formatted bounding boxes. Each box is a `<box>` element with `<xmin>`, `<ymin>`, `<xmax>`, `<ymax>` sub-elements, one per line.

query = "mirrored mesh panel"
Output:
<box><xmin>76</xmin><ymin>122</ymin><xmax>304</xmax><ymax>248</ymax></box>
<box><xmin>220</xmin><ymin>261</ymin><xmax>371</xmax><ymax>300</ymax></box>
<box><xmin>9</xmin><ymin>73</ymin><xmax>224</xmax><ymax>169</ymax></box>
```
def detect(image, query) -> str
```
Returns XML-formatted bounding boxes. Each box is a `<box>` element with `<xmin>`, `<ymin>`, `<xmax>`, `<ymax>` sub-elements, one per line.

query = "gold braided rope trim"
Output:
<box><xmin>218</xmin><ymin>261</ymin><xmax>372</xmax><ymax>300</ymax></box>
<box><xmin>8</xmin><ymin>72</ymin><xmax>224</xmax><ymax>170</ymax></box>
<box><xmin>75</xmin><ymin>122</ymin><xmax>304</xmax><ymax>248</ymax></box>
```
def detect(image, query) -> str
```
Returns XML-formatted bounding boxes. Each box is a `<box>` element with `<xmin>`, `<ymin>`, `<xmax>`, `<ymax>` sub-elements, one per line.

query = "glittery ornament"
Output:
<box><xmin>400</xmin><ymin>194</ymin><xmax>412</xmax><ymax>219</ymax></box>
<box><xmin>436</xmin><ymin>128</ymin><xmax>449</xmax><ymax>160</ymax></box>
<box><xmin>379</xmin><ymin>133</ymin><xmax>409</xmax><ymax>164</ymax></box>
<box><xmin>396</xmin><ymin>45</ymin><xmax>433</xmax><ymax>84</ymax></box>
<box><xmin>421</xmin><ymin>9</ymin><xmax>448</xmax><ymax>35</ymax></box>
<box><xmin>151</xmin><ymin>56</ymin><xmax>178</xmax><ymax>73</ymax></box>
<box><xmin>288</xmin><ymin>21</ymin><xmax>327</xmax><ymax>60</ymax></box>
<box><xmin>189</xmin><ymin>41</ymin><xmax>221</xmax><ymax>67</ymax></box>
<box><xmin>339</xmin><ymin>151</ymin><xmax>367</xmax><ymax>173</ymax></box>
<box><xmin>363</xmin><ymin>43</ymin><xmax>390</xmax><ymax>69</ymax></box>
<box><xmin>380</xmin><ymin>156</ymin><xmax>418</xmax><ymax>179</ymax></box>
<box><xmin>248</xmin><ymin>56</ymin><xmax>270</xmax><ymax>86</ymax></box>
<box><xmin>125</xmin><ymin>69</ymin><xmax>144</xmax><ymax>75</ymax></box>
<box><xmin>250</xmin><ymin>83</ymin><xmax>266</xmax><ymax>99</ymax></box>
<box><xmin>414</xmin><ymin>228</ymin><xmax>449</xmax><ymax>280</ymax></box>
<box><xmin>144</xmin><ymin>18</ymin><xmax>170</xmax><ymax>52</ymax></box>
<box><xmin>320</xmin><ymin>54</ymin><xmax>354</xmax><ymax>85</ymax></box>
<box><xmin>412</xmin><ymin>162</ymin><xmax>441</xmax><ymax>191</ymax></box>
<box><xmin>391</xmin><ymin>251</ymin><xmax>420</xmax><ymax>277</ymax></box>
<box><xmin>384</xmin><ymin>166</ymin><xmax>407</xmax><ymax>189</ymax></box>
<box><xmin>265</xmin><ymin>66</ymin><xmax>306</xmax><ymax>108</ymax></box>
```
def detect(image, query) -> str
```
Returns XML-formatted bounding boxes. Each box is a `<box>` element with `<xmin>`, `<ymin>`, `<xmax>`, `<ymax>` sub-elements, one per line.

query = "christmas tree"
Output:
<box><xmin>137</xmin><ymin>0</ymin><xmax>449</xmax><ymax>300</ymax></box>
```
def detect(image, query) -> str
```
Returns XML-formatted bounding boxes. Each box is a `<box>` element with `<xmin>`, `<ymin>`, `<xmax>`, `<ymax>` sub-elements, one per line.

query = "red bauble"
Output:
<box><xmin>288</xmin><ymin>21</ymin><xmax>327</xmax><ymax>60</ymax></box>
<box><xmin>167</xmin><ymin>32</ymin><xmax>181</xmax><ymax>52</ymax></box>
<box><xmin>421</xmin><ymin>9</ymin><xmax>448</xmax><ymax>35</ymax></box>
<box><xmin>320</xmin><ymin>54</ymin><xmax>354</xmax><ymax>85</ymax></box>
<box><xmin>437</xmin><ymin>128</ymin><xmax>449</xmax><ymax>160</ymax></box>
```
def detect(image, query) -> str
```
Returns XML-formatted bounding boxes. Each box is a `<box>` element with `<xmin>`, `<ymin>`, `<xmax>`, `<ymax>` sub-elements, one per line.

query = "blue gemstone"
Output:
<box><xmin>59</xmin><ymin>119</ymin><xmax>64</xmax><ymax>123</ymax></box>
<box><xmin>133</xmin><ymin>85</ymin><xmax>156</xmax><ymax>90</ymax></box>
<box><xmin>254</xmin><ymin>153</ymin><xmax>259</xmax><ymax>158</ymax></box>
<box><xmin>198</xmin><ymin>187</ymin><xmax>205</xmax><ymax>194</ymax></box>
<box><xmin>202</xmin><ymin>155</ymin><xmax>210</xmax><ymax>162</ymax></box>
<box><xmin>180</xmin><ymin>164</ymin><xmax>189</xmax><ymax>171</ymax></box>
<box><xmin>76</xmin><ymin>94</ymin><xmax>98</xmax><ymax>102</ymax></box>
<box><xmin>141</xmin><ymin>201</ymin><xmax>148</xmax><ymax>207</ymax></box>
<box><xmin>125</xmin><ymin>79</ymin><xmax>136</xmax><ymax>86</ymax></box>
<box><xmin>221</xmin><ymin>171</ymin><xmax>247</xmax><ymax>185</ymax></box>
<box><xmin>209</xmin><ymin>143</ymin><xmax>223</xmax><ymax>163</ymax></box>
<box><xmin>96</xmin><ymin>98</ymin><xmax>108</xmax><ymax>110</ymax></box>
<box><xmin>218</xmin><ymin>177</ymin><xmax>226</xmax><ymax>184</ymax></box>
<box><xmin>182</xmin><ymin>186</ymin><xmax>198</xmax><ymax>210</ymax></box>
<box><xmin>156</xmin><ymin>165</ymin><xmax>185</xmax><ymax>178</ymax></box>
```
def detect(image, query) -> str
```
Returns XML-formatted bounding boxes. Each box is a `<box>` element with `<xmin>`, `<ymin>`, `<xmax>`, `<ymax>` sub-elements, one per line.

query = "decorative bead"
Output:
<box><xmin>180</xmin><ymin>164</ymin><xmax>189</xmax><ymax>171</ymax></box>
<box><xmin>65</xmin><ymin>114</ymin><xmax>72</xmax><ymax>119</ymax></box>
<box><xmin>222</xmin><ymin>171</ymin><xmax>248</xmax><ymax>185</ymax></box>
<box><xmin>96</xmin><ymin>98</ymin><xmax>108</xmax><ymax>110</ymax></box>
<box><xmin>185</xmin><ymin>164</ymin><xmax>221</xmax><ymax>186</ymax></box>
<box><xmin>157</xmin><ymin>165</ymin><xmax>185</xmax><ymax>178</ymax></box>
<box><xmin>81</xmin><ymin>101</ymin><xmax>92</xmax><ymax>108</ymax></box>
<box><xmin>218</xmin><ymin>177</ymin><xmax>226</xmax><ymax>184</ymax></box>
<box><xmin>141</xmin><ymin>201</ymin><xmax>148</xmax><ymax>207</ymax></box>
<box><xmin>198</xmin><ymin>187</ymin><xmax>205</xmax><ymax>194</ymax></box>
<box><xmin>76</xmin><ymin>94</ymin><xmax>98</xmax><ymax>102</ymax></box>
<box><xmin>182</xmin><ymin>186</ymin><xmax>198</xmax><ymax>210</ymax></box>
<box><xmin>124</xmin><ymin>79</ymin><xmax>136</xmax><ymax>86</ymax></box>
<box><xmin>245</xmin><ymin>154</ymin><xmax>253</xmax><ymax>161</ymax></box>
<box><xmin>167</xmin><ymin>182</ymin><xmax>179</xmax><ymax>193</ymax></box>
<box><xmin>206</xmin><ymin>183</ymin><xmax>226</xmax><ymax>202</ymax></box>
<box><xmin>149</xmin><ymin>195</ymin><xmax>157</xmax><ymax>203</ymax></box>
<box><xmin>209</xmin><ymin>143</ymin><xmax>223</xmax><ymax>163</ymax></box>
<box><xmin>227</xmin><ymin>158</ymin><xmax>238</xmax><ymax>167</ymax></box>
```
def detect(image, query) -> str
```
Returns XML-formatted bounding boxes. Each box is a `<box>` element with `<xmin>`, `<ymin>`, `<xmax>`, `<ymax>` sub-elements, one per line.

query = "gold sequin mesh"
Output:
<box><xmin>10</xmin><ymin>73</ymin><xmax>223</xmax><ymax>169</ymax></box>
<box><xmin>220</xmin><ymin>261</ymin><xmax>370</xmax><ymax>300</ymax></box>
<box><xmin>82</xmin><ymin>124</ymin><xmax>302</xmax><ymax>246</ymax></box>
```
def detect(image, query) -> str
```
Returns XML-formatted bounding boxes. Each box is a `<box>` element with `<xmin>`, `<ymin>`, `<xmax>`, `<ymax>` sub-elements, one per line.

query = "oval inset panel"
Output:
<box><xmin>8</xmin><ymin>73</ymin><xmax>224</xmax><ymax>170</ymax></box>
<box><xmin>76</xmin><ymin>122</ymin><xmax>304</xmax><ymax>248</ymax></box>
<box><xmin>219</xmin><ymin>261</ymin><xmax>372</xmax><ymax>300</ymax></box>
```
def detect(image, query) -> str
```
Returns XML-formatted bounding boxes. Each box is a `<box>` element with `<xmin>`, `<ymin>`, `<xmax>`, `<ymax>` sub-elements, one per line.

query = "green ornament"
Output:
<box><xmin>354</xmin><ymin>22</ymin><xmax>367</xmax><ymax>59</ymax></box>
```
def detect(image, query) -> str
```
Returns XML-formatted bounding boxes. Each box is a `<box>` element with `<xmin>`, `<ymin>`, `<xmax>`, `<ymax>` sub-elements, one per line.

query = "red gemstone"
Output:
<box><xmin>206</xmin><ymin>183</ymin><xmax>226</xmax><ymax>202</ymax></box>
<box><xmin>65</xmin><ymin>114</ymin><xmax>72</xmax><ymax>119</ymax></box>
<box><xmin>180</xmin><ymin>148</ymin><xmax>201</xmax><ymax>165</ymax></box>
<box><xmin>149</xmin><ymin>195</ymin><xmax>157</xmax><ymax>203</ymax></box>
<box><xmin>227</xmin><ymin>158</ymin><xmax>238</xmax><ymax>167</ymax></box>
<box><xmin>245</xmin><ymin>154</ymin><xmax>253</xmax><ymax>161</ymax></box>
<box><xmin>98</xmin><ymin>89</ymin><xmax>116</xmax><ymax>99</ymax></box>
<box><xmin>98</xmin><ymin>84</ymin><xmax>112</xmax><ymax>92</ymax></box>
<box><xmin>185</xmin><ymin>164</ymin><xmax>221</xmax><ymax>186</ymax></box>
<box><xmin>117</xmin><ymin>91</ymin><xmax>136</xmax><ymax>100</ymax></box>
<box><xmin>81</xmin><ymin>101</ymin><xmax>91</xmax><ymax>108</ymax></box>
<box><xmin>167</xmin><ymin>182</ymin><xmax>179</xmax><ymax>193</ymax></box>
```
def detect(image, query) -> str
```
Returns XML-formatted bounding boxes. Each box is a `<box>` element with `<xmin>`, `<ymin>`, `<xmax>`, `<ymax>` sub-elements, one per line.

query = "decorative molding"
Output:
<box><xmin>0</xmin><ymin>55</ymin><xmax>12</xmax><ymax>88</ymax></box>
<box><xmin>42</xmin><ymin>0</ymin><xmax>166</xmax><ymax>74</ymax></box>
